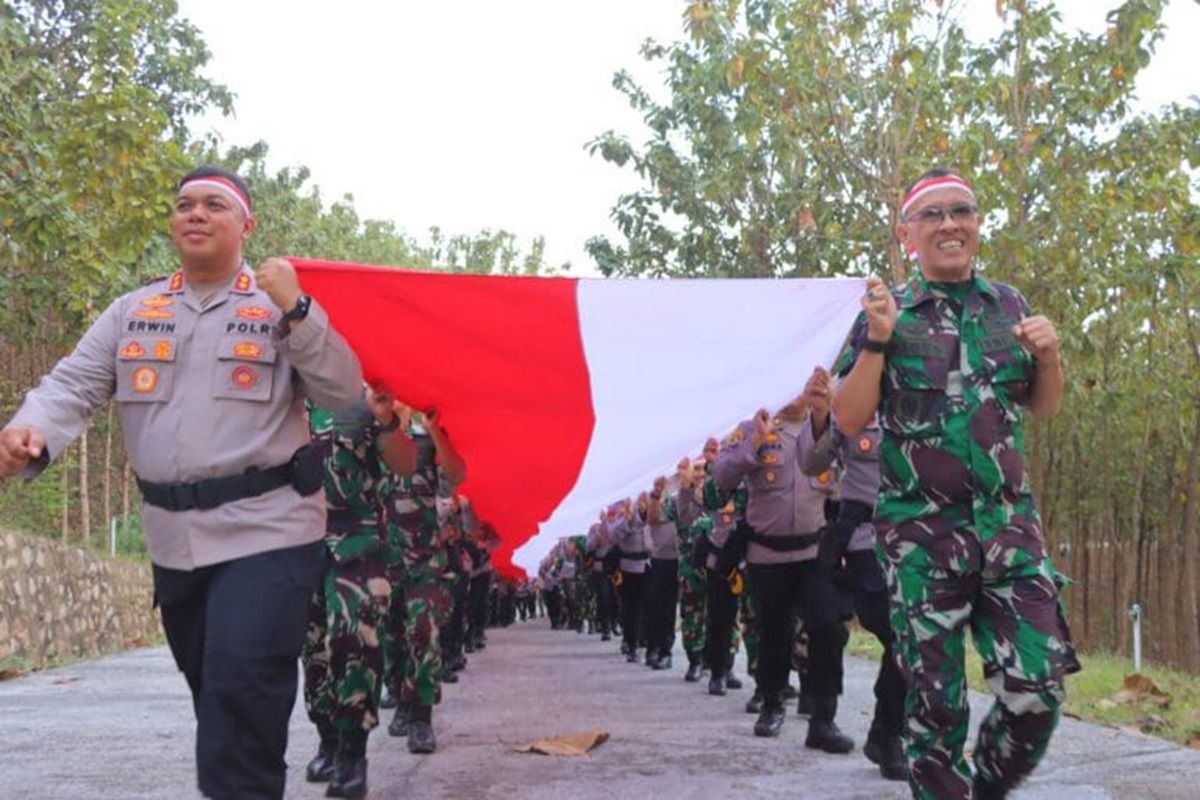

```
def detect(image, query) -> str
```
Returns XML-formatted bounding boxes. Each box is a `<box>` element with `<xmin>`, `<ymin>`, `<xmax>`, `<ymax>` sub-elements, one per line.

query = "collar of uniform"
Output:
<box><xmin>899</xmin><ymin>270</ymin><xmax>996</xmax><ymax>311</ymax></box>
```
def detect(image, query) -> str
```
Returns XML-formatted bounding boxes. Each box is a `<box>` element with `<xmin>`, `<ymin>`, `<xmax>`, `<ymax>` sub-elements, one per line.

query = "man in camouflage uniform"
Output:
<box><xmin>833</xmin><ymin>168</ymin><xmax>1079</xmax><ymax>800</ymax></box>
<box><xmin>675</xmin><ymin>456</ymin><xmax>712</xmax><ymax>681</ymax></box>
<box><xmin>382</xmin><ymin>408</ymin><xmax>466</xmax><ymax>755</ymax></box>
<box><xmin>303</xmin><ymin>389</ymin><xmax>414</xmax><ymax>798</ymax></box>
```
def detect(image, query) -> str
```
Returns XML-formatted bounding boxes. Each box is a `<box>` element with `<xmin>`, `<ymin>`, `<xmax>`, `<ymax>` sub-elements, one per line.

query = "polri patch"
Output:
<box><xmin>858</xmin><ymin>436</ymin><xmax>873</xmax><ymax>453</ymax></box>
<box><xmin>131</xmin><ymin>366</ymin><xmax>158</xmax><ymax>393</ymax></box>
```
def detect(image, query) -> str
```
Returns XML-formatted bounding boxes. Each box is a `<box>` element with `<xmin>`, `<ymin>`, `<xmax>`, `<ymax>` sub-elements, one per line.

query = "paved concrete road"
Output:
<box><xmin>1</xmin><ymin>618</ymin><xmax>1197</xmax><ymax>799</ymax></box>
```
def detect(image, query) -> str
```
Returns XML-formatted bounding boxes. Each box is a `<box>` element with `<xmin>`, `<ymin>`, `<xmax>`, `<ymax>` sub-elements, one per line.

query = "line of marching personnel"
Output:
<box><xmin>536</xmin><ymin>368</ymin><xmax>909</xmax><ymax>783</ymax></box>
<box><xmin>301</xmin><ymin>393</ymin><xmax>502</xmax><ymax>798</ymax></box>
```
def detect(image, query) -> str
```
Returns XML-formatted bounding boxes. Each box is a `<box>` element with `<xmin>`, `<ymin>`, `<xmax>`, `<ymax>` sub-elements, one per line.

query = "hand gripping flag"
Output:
<box><xmin>293</xmin><ymin>259</ymin><xmax>864</xmax><ymax>576</ymax></box>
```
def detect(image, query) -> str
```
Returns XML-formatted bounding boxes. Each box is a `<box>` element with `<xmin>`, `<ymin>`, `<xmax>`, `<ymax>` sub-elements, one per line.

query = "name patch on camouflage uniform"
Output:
<box><xmin>131</xmin><ymin>366</ymin><xmax>158</xmax><ymax>393</ymax></box>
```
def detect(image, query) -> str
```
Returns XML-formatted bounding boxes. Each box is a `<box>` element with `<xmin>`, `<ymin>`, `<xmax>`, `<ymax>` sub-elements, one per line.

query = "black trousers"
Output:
<box><xmin>617</xmin><ymin>569</ymin><xmax>648</xmax><ymax>653</ymax></box>
<box><xmin>154</xmin><ymin>540</ymin><xmax>325</xmax><ymax>800</ymax></box>
<box><xmin>705</xmin><ymin>569</ymin><xmax>738</xmax><ymax>675</ymax></box>
<box><xmin>748</xmin><ymin>559</ymin><xmax>847</xmax><ymax>701</ymax></box>
<box><xmin>590</xmin><ymin>570</ymin><xmax>617</xmax><ymax>634</ymax></box>
<box><xmin>545</xmin><ymin>586</ymin><xmax>562</xmax><ymax>627</ymax></box>
<box><xmin>443</xmin><ymin>575</ymin><xmax>469</xmax><ymax>662</ymax></box>
<box><xmin>644</xmin><ymin>558</ymin><xmax>679</xmax><ymax>656</ymax></box>
<box><xmin>468</xmin><ymin>571</ymin><xmax>492</xmax><ymax>641</ymax></box>
<box><xmin>845</xmin><ymin>549</ymin><xmax>906</xmax><ymax>737</ymax></box>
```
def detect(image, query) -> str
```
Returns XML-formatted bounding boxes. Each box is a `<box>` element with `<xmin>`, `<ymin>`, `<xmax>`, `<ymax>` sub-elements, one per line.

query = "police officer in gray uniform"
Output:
<box><xmin>611</xmin><ymin>496</ymin><xmax>652</xmax><ymax>662</ymax></box>
<box><xmin>586</xmin><ymin>520</ymin><xmax>617</xmax><ymax>641</ymax></box>
<box><xmin>0</xmin><ymin>166</ymin><xmax>362</xmax><ymax>800</ymax></box>
<box><xmin>801</xmin><ymin>366</ymin><xmax>907</xmax><ymax>781</ymax></box>
<box><xmin>712</xmin><ymin>374</ymin><xmax>854</xmax><ymax>749</ymax></box>
<box><xmin>644</xmin><ymin>475</ymin><xmax>681</xmax><ymax>669</ymax></box>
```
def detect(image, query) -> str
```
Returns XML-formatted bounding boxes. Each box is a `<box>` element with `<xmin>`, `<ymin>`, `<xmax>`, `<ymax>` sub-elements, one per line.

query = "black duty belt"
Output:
<box><xmin>748</xmin><ymin>531</ymin><xmax>821</xmax><ymax>552</ymax></box>
<box><xmin>619</xmin><ymin>549</ymin><xmax>650</xmax><ymax>561</ymax></box>
<box><xmin>138</xmin><ymin>455</ymin><xmax>307</xmax><ymax>513</ymax></box>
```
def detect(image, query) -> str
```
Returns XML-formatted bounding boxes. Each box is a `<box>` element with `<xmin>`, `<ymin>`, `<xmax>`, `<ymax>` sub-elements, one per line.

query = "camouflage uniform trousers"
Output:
<box><xmin>884</xmin><ymin>525</ymin><xmax>1079</xmax><ymax>800</ymax></box>
<box><xmin>387</xmin><ymin>552</ymin><xmax>453</xmax><ymax>707</ymax></box>
<box><xmin>678</xmin><ymin>559</ymin><xmax>707</xmax><ymax>658</ymax></box>
<box><xmin>302</xmin><ymin>553</ymin><xmax>393</xmax><ymax>734</ymax></box>
<box><xmin>576</xmin><ymin>575</ymin><xmax>597</xmax><ymax>630</ymax></box>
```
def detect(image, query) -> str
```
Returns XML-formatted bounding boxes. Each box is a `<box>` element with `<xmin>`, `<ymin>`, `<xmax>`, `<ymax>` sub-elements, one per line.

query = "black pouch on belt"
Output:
<box><xmin>289</xmin><ymin>444</ymin><xmax>324</xmax><ymax>496</ymax></box>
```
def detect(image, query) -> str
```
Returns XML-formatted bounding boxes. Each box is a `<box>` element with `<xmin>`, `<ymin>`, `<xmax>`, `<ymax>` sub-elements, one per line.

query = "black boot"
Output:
<box><xmin>326</xmin><ymin>731</ymin><xmax>368</xmax><ymax>798</ymax></box>
<box><xmin>805</xmin><ymin>696</ymin><xmax>854</xmax><ymax>754</ymax></box>
<box><xmin>753</xmin><ymin>693</ymin><xmax>785</xmax><ymax>737</ymax></box>
<box><xmin>441</xmin><ymin>666</ymin><xmax>459</xmax><ymax>684</ymax></box>
<box><xmin>684</xmin><ymin>654</ymin><xmax>703</xmax><ymax>682</ymax></box>
<box><xmin>655</xmin><ymin>652</ymin><xmax>672</xmax><ymax>670</ymax></box>
<box><xmin>387</xmin><ymin>703</ymin><xmax>411</xmax><ymax>737</ymax></box>
<box><xmin>725</xmin><ymin>672</ymin><xmax>743</xmax><ymax>690</ymax></box>
<box><xmin>744</xmin><ymin>689</ymin><xmax>764</xmax><ymax>714</ymax></box>
<box><xmin>407</xmin><ymin>703</ymin><xmax>437</xmax><ymax>754</ymax></box>
<box><xmin>305</xmin><ymin>722</ymin><xmax>338</xmax><ymax>783</ymax></box>
<box><xmin>379</xmin><ymin>686</ymin><xmax>397</xmax><ymax>710</ymax></box>
<box><xmin>864</xmin><ymin>730</ymin><xmax>908</xmax><ymax>782</ymax></box>
<box><xmin>797</xmin><ymin>689</ymin><xmax>815</xmax><ymax>717</ymax></box>
<box><xmin>972</xmin><ymin>777</ymin><xmax>1010</xmax><ymax>800</ymax></box>
<box><xmin>646</xmin><ymin>650</ymin><xmax>662</xmax><ymax>669</ymax></box>
<box><xmin>781</xmin><ymin>683</ymin><xmax>798</xmax><ymax>700</ymax></box>
<box><xmin>626</xmin><ymin>647</ymin><xmax>639</xmax><ymax>664</ymax></box>
<box><xmin>708</xmin><ymin>673</ymin><xmax>727</xmax><ymax>696</ymax></box>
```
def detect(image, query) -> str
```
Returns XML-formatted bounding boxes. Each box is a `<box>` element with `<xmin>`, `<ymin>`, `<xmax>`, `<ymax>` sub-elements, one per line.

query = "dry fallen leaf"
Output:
<box><xmin>515</xmin><ymin>730</ymin><xmax>609</xmax><ymax>756</ymax></box>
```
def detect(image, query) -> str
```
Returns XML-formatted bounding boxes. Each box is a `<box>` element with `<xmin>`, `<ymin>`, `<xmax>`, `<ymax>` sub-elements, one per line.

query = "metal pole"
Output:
<box><xmin>1129</xmin><ymin>603</ymin><xmax>1143</xmax><ymax>673</ymax></box>
<box><xmin>110</xmin><ymin>516</ymin><xmax>118</xmax><ymax>556</ymax></box>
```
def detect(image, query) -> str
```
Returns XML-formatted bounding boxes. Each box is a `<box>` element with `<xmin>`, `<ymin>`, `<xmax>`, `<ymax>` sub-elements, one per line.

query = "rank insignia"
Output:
<box><xmin>233</xmin><ymin>342</ymin><xmax>264</xmax><ymax>359</ymax></box>
<box><xmin>154</xmin><ymin>340</ymin><xmax>173</xmax><ymax>360</ymax></box>
<box><xmin>140</xmin><ymin>295</ymin><xmax>173</xmax><ymax>309</ymax></box>
<box><xmin>231</xmin><ymin>364</ymin><xmax>258</xmax><ymax>389</ymax></box>
<box><xmin>119</xmin><ymin>341</ymin><xmax>145</xmax><ymax>359</ymax></box>
<box><xmin>233</xmin><ymin>273</ymin><xmax>252</xmax><ymax>292</ymax></box>
<box><xmin>133</xmin><ymin>309</ymin><xmax>173</xmax><ymax>320</ymax></box>
<box><xmin>765</xmin><ymin>471</ymin><xmax>776</xmax><ymax>483</ymax></box>
<box><xmin>131</xmin><ymin>366</ymin><xmax>158</xmax><ymax>393</ymax></box>
<box><xmin>236</xmin><ymin>306</ymin><xmax>272</xmax><ymax>321</ymax></box>
<box><xmin>858</xmin><ymin>436</ymin><xmax>873</xmax><ymax>453</ymax></box>
<box><xmin>817</xmin><ymin>471</ymin><xmax>833</xmax><ymax>485</ymax></box>
<box><xmin>167</xmin><ymin>272</ymin><xmax>184</xmax><ymax>292</ymax></box>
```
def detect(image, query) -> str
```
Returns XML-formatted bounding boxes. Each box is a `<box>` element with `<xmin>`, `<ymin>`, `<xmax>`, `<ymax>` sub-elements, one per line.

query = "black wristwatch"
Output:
<box><xmin>278</xmin><ymin>294</ymin><xmax>311</xmax><ymax>336</ymax></box>
<box><xmin>862</xmin><ymin>337</ymin><xmax>891</xmax><ymax>354</ymax></box>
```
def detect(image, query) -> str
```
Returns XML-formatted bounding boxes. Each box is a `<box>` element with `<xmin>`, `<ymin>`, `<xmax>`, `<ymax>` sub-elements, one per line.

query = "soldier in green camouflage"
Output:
<box><xmin>833</xmin><ymin>168</ymin><xmax>1079</xmax><ymax>800</ymax></box>
<box><xmin>382</xmin><ymin>406</ymin><xmax>466</xmax><ymax>756</ymax></box>
<box><xmin>303</xmin><ymin>388</ymin><xmax>416</xmax><ymax>798</ymax></box>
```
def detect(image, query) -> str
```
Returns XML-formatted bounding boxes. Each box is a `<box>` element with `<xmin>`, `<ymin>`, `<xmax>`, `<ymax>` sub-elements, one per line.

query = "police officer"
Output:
<box><xmin>644</xmin><ymin>475</ymin><xmax>681</xmax><ymax>669</ymax></box>
<box><xmin>302</xmin><ymin>388</ymin><xmax>414</xmax><ymax>797</ymax></box>
<box><xmin>586</xmin><ymin>519</ymin><xmax>617</xmax><ymax>641</ymax></box>
<box><xmin>833</xmin><ymin>168</ymin><xmax>1079</xmax><ymax>799</ymax></box>
<box><xmin>712</xmin><ymin>385</ymin><xmax>854</xmax><ymax>750</ymax></box>
<box><xmin>701</xmin><ymin>437</ymin><xmax>751</xmax><ymax>698</ymax></box>
<box><xmin>801</xmin><ymin>368</ymin><xmax>908</xmax><ymax>782</ymax></box>
<box><xmin>611</xmin><ymin>496</ymin><xmax>652</xmax><ymax>663</ymax></box>
<box><xmin>0</xmin><ymin>166</ymin><xmax>362</xmax><ymax>799</ymax></box>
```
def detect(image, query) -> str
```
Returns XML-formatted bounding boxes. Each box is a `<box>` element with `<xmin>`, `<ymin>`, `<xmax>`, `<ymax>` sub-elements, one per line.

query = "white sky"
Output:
<box><xmin>178</xmin><ymin>0</ymin><xmax>1199</xmax><ymax>274</ymax></box>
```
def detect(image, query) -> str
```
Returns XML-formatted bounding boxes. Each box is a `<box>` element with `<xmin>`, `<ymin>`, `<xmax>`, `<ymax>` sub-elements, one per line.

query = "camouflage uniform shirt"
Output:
<box><xmin>308</xmin><ymin>399</ymin><xmax>388</xmax><ymax>563</ymax></box>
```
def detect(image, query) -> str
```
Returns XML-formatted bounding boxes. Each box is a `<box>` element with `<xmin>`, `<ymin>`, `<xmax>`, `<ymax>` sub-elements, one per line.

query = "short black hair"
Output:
<box><xmin>904</xmin><ymin>166</ymin><xmax>964</xmax><ymax>196</ymax></box>
<box><xmin>178</xmin><ymin>166</ymin><xmax>252</xmax><ymax>209</ymax></box>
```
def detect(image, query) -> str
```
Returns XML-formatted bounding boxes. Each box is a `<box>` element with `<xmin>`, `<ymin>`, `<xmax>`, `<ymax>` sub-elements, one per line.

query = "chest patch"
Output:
<box><xmin>131</xmin><ymin>366</ymin><xmax>158</xmax><ymax>393</ymax></box>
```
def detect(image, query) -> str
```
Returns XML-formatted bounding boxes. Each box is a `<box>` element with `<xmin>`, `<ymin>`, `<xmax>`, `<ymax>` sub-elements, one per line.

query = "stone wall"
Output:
<box><xmin>0</xmin><ymin>529</ymin><xmax>160</xmax><ymax>669</ymax></box>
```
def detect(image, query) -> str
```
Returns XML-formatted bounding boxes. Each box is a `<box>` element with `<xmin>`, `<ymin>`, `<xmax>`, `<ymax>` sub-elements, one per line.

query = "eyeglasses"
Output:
<box><xmin>905</xmin><ymin>203</ymin><xmax>979</xmax><ymax>225</ymax></box>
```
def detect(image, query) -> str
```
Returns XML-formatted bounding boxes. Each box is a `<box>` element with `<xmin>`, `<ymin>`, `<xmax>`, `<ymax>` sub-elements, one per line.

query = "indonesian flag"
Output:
<box><xmin>292</xmin><ymin>259</ymin><xmax>864</xmax><ymax>577</ymax></box>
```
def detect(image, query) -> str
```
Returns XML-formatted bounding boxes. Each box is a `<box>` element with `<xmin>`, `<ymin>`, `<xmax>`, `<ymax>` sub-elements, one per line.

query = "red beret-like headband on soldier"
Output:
<box><xmin>179</xmin><ymin>176</ymin><xmax>252</xmax><ymax>216</ymax></box>
<box><xmin>900</xmin><ymin>175</ymin><xmax>975</xmax><ymax>217</ymax></box>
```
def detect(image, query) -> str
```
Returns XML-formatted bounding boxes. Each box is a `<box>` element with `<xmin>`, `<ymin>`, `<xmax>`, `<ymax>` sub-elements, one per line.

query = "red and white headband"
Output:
<box><xmin>900</xmin><ymin>175</ymin><xmax>974</xmax><ymax>217</ymax></box>
<box><xmin>179</xmin><ymin>176</ymin><xmax>252</xmax><ymax>216</ymax></box>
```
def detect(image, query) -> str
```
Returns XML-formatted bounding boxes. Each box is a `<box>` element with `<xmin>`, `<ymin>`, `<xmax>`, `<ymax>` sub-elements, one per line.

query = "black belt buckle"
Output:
<box><xmin>168</xmin><ymin>482</ymin><xmax>198</xmax><ymax>512</ymax></box>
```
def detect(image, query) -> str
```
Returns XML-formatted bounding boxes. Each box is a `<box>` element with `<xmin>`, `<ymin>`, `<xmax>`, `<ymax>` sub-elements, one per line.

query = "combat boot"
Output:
<box><xmin>326</xmin><ymin>731</ymin><xmax>368</xmax><ymax>799</ymax></box>
<box><xmin>744</xmin><ymin>689</ymin><xmax>764</xmax><ymax>714</ymax></box>
<box><xmin>646</xmin><ymin>650</ymin><xmax>662</xmax><ymax>669</ymax></box>
<box><xmin>753</xmin><ymin>693</ymin><xmax>785</xmax><ymax>737</ymax></box>
<box><xmin>708</xmin><ymin>673</ymin><xmax>727</xmax><ymax>696</ymax></box>
<box><xmin>972</xmin><ymin>777</ymin><xmax>1010</xmax><ymax>800</ymax></box>
<box><xmin>407</xmin><ymin>704</ymin><xmax>437</xmax><ymax>754</ymax></box>
<box><xmin>441</xmin><ymin>667</ymin><xmax>459</xmax><ymax>684</ymax></box>
<box><xmin>684</xmin><ymin>653</ymin><xmax>703</xmax><ymax>682</ymax></box>
<box><xmin>781</xmin><ymin>683</ymin><xmax>798</xmax><ymax>701</ymax></box>
<box><xmin>655</xmin><ymin>652</ymin><xmax>672</xmax><ymax>670</ymax></box>
<box><xmin>387</xmin><ymin>702</ymin><xmax>411</xmax><ymax>738</ymax></box>
<box><xmin>379</xmin><ymin>686</ymin><xmax>397</xmax><ymax>710</ymax></box>
<box><xmin>725</xmin><ymin>672</ymin><xmax>743</xmax><ymax>690</ymax></box>
<box><xmin>805</xmin><ymin>696</ymin><xmax>854</xmax><ymax>754</ymax></box>
<box><xmin>305</xmin><ymin>722</ymin><xmax>338</xmax><ymax>783</ymax></box>
<box><xmin>864</xmin><ymin>732</ymin><xmax>908</xmax><ymax>782</ymax></box>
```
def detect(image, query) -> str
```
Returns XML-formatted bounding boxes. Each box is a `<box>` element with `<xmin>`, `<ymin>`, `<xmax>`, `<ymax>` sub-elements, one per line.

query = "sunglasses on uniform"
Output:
<box><xmin>905</xmin><ymin>203</ymin><xmax>979</xmax><ymax>225</ymax></box>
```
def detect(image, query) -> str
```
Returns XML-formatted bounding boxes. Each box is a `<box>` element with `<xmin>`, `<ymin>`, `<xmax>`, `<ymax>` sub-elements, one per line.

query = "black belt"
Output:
<box><xmin>137</xmin><ymin>447</ymin><xmax>315</xmax><ymax>512</ymax></box>
<box><xmin>838</xmin><ymin>499</ymin><xmax>874</xmax><ymax>527</ymax></box>
<box><xmin>748</xmin><ymin>531</ymin><xmax>821</xmax><ymax>552</ymax></box>
<box><xmin>619</xmin><ymin>549</ymin><xmax>649</xmax><ymax>561</ymax></box>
